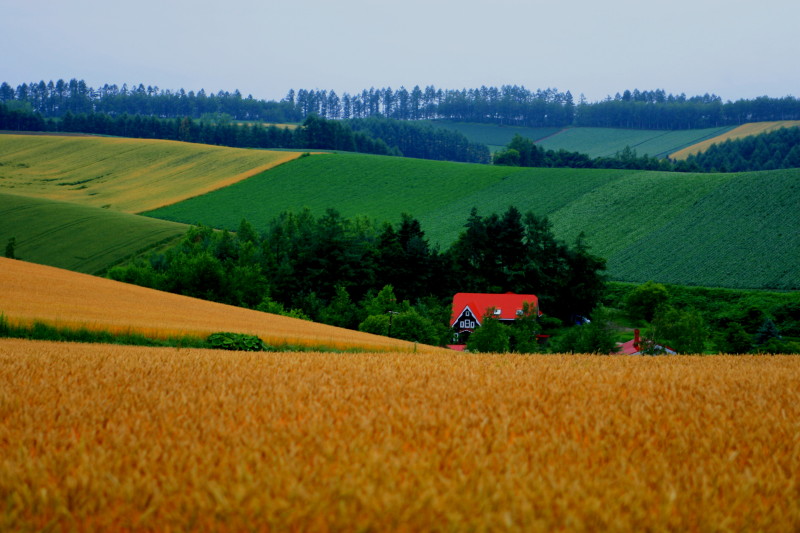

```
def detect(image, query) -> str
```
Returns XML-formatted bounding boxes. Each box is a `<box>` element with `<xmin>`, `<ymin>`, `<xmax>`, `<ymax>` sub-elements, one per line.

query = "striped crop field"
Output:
<box><xmin>1</xmin><ymin>340</ymin><xmax>798</xmax><ymax>531</ymax></box>
<box><xmin>670</xmin><ymin>121</ymin><xmax>800</xmax><ymax>159</ymax></box>
<box><xmin>536</xmin><ymin>126</ymin><xmax>736</xmax><ymax>158</ymax></box>
<box><xmin>0</xmin><ymin>134</ymin><xmax>302</xmax><ymax>213</ymax></box>
<box><xmin>0</xmin><ymin>192</ymin><xmax>188</xmax><ymax>274</ymax></box>
<box><xmin>0</xmin><ymin>257</ymin><xmax>435</xmax><ymax>353</ymax></box>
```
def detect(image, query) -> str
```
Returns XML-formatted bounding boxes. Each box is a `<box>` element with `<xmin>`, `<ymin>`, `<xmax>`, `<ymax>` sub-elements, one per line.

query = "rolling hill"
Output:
<box><xmin>0</xmin><ymin>257</ymin><xmax>439</xmax><ymax>353</ymax></box>
<box><xmin>145</xmin><ymin>152</ymin><xmax>800</xmax><ymax>290</ymax></box>
<box><xmin>4</xmin><ymin>134</ymin><xmax>798</xmax><ymax>290</ymax></box>
<box><xmin>0</xmin><ymin>134</ymin><xmax>303</xmax><ymax>213</ymax></box>
<box><xmin>0</xmin><ymin>192</ymin><xmax>187</xmax><ymax>274</ymax></box>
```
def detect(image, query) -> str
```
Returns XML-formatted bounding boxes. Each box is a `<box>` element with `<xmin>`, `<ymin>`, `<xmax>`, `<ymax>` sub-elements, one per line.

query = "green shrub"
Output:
<box><xmin>389</xmin><ymin>310</ymin><xmax>439</xmax><ymax>345</ymax></box>
<box><xmin>207</xmin><ymin>332</ymin><xmax>268</xmax><ymax>351</ymax></box>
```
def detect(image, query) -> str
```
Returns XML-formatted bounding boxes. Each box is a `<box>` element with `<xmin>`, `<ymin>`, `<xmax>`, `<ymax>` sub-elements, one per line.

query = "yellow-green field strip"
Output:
<box><xmin>0</xmin><ymin>134</ymin><xmax>303</xmax><ymax>213</ymax></box>
<box><xmin>670</xmin><ymin>121</ymin><xmax>800</xmax><ymax>159</ymax></box>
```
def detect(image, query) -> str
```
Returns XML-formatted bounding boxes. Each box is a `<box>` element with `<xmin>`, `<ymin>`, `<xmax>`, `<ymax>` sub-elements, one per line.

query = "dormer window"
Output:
<box><xmin>494</xmin><ymin>309</ymin><xmax>502</xmax><ymax>316</ymax></box>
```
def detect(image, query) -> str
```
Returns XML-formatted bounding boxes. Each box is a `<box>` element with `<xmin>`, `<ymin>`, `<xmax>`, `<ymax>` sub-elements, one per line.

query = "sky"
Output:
<box><xmin>2</xmin><ymin>0</ymin><xmax>798</xmax><ymax>103</ymax></box>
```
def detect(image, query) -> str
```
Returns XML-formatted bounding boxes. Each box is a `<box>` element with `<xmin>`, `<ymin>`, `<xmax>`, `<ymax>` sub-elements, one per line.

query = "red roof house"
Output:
<box><xmin>448</xmin><ymin>292</ymin><xmax>540</xmax><ymax>348</ymax></box>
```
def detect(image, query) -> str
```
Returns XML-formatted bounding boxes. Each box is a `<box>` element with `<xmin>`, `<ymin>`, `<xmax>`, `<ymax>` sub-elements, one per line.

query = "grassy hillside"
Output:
<box><xmin>608</xmin><ymin>170</ymin><xmax>800</xmax><ymax>288</ymax></box>
<box><xmin>145</xmin><ymin>152</ymin><xmax>800</xmax><ymax>290</ymax></box>
<box><xmin>0</xmin><ymin>134</ymin><xmax>302</xmax><ymax>213</ymax></box>
<box><xmin>0</xmin><ymin>192</ymin><xmax>188</xmax><ymax>274</ymax></box>
<box><xmin>428</xmin><ymin>122</ymin><xmax>735</xmax><ymax>157</ymax></box>
<box><xmin>428</xmin><ymin>121</ymin><xmax>562</xmax><ymax>151</ymax></box>
<box><xmin>670</xmin><ymin>120</ymin><xmax>800</xmax><ymax>159</ymax></box>
<box><xmin>0</xmin><ymin>257</ymin><xmax>439</xmax><ymax>353</ymax></box>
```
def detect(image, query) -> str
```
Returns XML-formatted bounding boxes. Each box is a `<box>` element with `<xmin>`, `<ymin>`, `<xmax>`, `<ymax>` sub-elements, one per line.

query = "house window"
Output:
<box><xmin>494</xmin><ymin>309</ymin><xmax>502</xmax><ymax>316</ymax></box>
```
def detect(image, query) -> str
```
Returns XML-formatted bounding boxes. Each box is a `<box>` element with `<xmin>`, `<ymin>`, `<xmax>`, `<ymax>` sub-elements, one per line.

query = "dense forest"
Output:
<box><xmin>107</xmin><ymin>207</ymin><xmax>608</xmax><ymax>347</ymax></box>
<box><xmin>3</xmin><ymin>79</ymin><xmax>800</xmax><ymax>129</ymax></box>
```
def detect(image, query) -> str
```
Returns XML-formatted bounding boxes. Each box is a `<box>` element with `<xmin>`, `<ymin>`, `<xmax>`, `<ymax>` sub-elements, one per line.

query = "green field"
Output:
<box><xmin>428</xmin><ymin>121</ymin><xmax>562</xmax><ymax>152</ymax></box>
<box><xmin>144</xmin><ymin>152</ymin><xmax>800</xmax><ymax>290</ymax></box>
<box><xmin>549</xmin><ymin>126</ymin><xmax>737</xmax><ymax>158</ymax></box>
<box><xmin>0</xmin><ymin>193</ymin><xmax>188</xmax><ymax>274</ymax></box>
<box><xmin>432</xmin><ymin>122</ymin><xmax>737</xmax><ymax>157</ymax></box>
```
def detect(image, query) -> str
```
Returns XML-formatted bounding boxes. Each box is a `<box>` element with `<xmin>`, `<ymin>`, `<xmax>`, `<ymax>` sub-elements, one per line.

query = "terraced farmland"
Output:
<box><xmin>0</xmin><ymin>134</ymin><xmax>302</xmax><ymax>213</ymax></box>
<box><xmin>0</xmin><ymin>193</ymin><xmax>187</xmax><ymax>274</ymax></box>
<box><xmin>0</xmin><ymin>257</ymin><xmax>434</xmax><ymax>353</ymax></box>
<box><xmin>2</xmin><ymin>339</ymin><xmax>798</xmax><ymax>530</ymax></box>
<box><xmin>671</xmin><ymin>120</ymin><xmax>800</xmax><ymax>159</ymax></box>
<box><xmin>146</xmin><ymin>152</ymin><xmax>800</xmax><ymax>290</ymax></box>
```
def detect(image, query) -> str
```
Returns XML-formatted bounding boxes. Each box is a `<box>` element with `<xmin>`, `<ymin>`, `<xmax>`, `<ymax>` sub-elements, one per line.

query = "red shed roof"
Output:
<box><xmin>450</xmin><ymin>292</ymin><xmax>539</xmax><ymax>327</ymax></box>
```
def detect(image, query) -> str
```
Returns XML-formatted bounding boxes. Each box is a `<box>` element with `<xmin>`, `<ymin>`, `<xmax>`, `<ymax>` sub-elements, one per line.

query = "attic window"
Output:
<box><xmin>494</xmin><ymin>309</ymin><xmax>502</xmax><ymax>316</ymax></box>
<box><xmin>516</xmin><ymin>309</ymin><xmax>523</xmax><ymax>316</ymax></box>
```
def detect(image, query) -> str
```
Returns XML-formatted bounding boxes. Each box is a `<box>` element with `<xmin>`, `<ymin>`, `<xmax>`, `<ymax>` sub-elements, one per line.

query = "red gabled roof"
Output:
<box><xmin>450</xmin><ymin>292</ymin><xmax>539</xmax><ymax>327</ymax></box>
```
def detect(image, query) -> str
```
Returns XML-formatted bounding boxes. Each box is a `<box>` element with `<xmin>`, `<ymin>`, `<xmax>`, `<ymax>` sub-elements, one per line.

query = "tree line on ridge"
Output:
<box><xmin>3</xmin><ymin>79</ymin><xmax>800</xmax><ymax>129</ymax></box>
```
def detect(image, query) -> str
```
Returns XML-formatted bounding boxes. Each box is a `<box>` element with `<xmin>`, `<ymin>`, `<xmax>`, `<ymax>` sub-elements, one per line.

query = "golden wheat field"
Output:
<box><xmin>670</xmin><ymin>120</ymin><xmax>800</xmax><ymax>160</ymax></box>
<box><xmin>0</xmin><ymin>134</ymin><xmax>302</xmax><ymax>213</ymax></box>
<box><xmin>0</xmin><ymin>257</ymin><xmax>434</xmax><ymax>353</ymax></box>
<box><xmin>1</xmin><ymin>338</ymin><xmax>798</xmax><ymax>531</ymax></box>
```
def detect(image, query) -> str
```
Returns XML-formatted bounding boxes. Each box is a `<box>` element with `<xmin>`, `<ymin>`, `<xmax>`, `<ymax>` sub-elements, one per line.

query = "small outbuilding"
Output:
<box><xmin>618</xmin><ymin>329</ymin><xmax>676</xmax><ymax>355</ymax></box>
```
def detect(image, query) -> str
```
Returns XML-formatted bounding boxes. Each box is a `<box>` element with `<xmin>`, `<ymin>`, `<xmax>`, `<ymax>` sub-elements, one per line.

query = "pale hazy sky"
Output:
<box><xmin>2</xmin><ymin>0</ymin><xmax>797</xmax><ymax>103</ymax></box>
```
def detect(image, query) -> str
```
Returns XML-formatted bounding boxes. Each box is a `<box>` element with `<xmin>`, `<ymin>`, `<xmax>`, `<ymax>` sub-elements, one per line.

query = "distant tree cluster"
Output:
<box><xmin>108</xmin><ymin>207</ymin><xmax>608</xmax><ymax>346</ymax></box>
<box><xmin>493</xmin><ymin>132</ymin><xmax>800</xmax><ymax>173</ymax></box>
<box><xmin>0</xmin><ymin>79</ymin><xmax>300</xmax><ymax>122</ymax></box>
<box><xmin>574</xmin><ymin>91</ymin><xmax>800</xmax><ymax>129</ymax></box>
<box><xmin>286</xmin><ymin>86</ymin><xmax>575</xmax><ymax>126</ymax></box>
